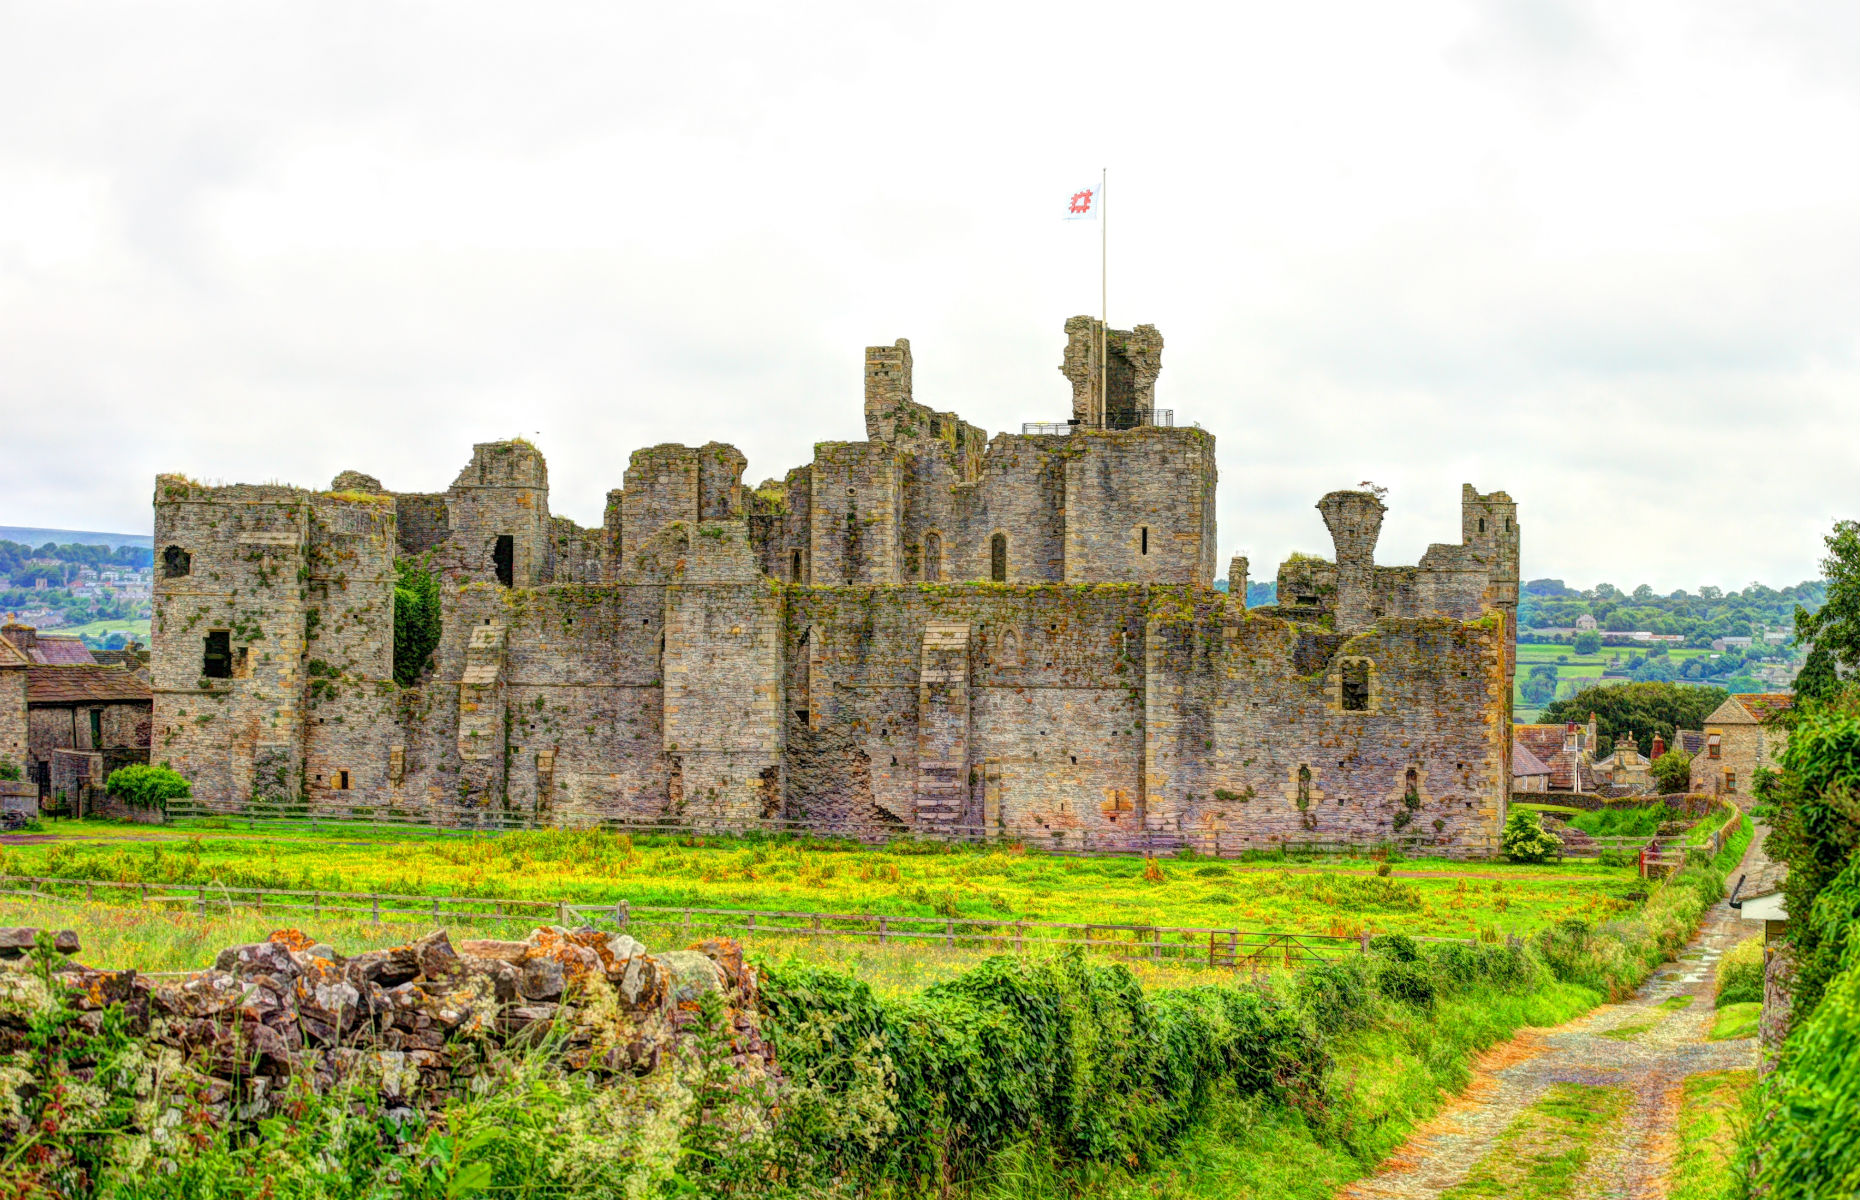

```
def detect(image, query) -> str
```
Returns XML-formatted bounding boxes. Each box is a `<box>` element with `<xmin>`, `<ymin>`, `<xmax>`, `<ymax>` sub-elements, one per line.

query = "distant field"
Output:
<box><xmin>1512</xmin><ymin>642</ymin><xmax>1737</xmax><ymax>712</ymax></box>
<box><xmin>52</xmin><ymin>618</ymin><xmax>151</xmax><ymax>642</ymax></box>
<box><xmin>1</xmin><ymin>821</ymin><xmax>1649</xmax><ymax>954</ymax></box>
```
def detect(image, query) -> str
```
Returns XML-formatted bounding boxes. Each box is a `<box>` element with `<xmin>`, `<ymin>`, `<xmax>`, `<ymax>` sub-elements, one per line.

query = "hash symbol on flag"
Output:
<box><xmin>1068</xmin><ymin>189</ymin><xmax>1095</xmax><ymax>216</ymax></box>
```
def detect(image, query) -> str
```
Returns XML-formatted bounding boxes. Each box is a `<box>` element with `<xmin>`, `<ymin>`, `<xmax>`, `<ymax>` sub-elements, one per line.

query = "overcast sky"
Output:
<box><xmin>1</xmin><ymin>1</ymin><xmax>1854</xmax><ymax>592</ymax></box>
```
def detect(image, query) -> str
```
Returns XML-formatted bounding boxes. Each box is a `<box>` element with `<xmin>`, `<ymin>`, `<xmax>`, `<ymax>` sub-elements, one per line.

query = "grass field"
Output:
<box><xmin>2</xmin><ymin>820</ymin><xmax>1649</xmax><ymax>965</ymax></box>
<box><xmin>44</xmin><ymin>617</ymin><xmax>151</xmax><ymax>642</ymax></box>
<box><xmin>1512</xmin><ymin>642</ymin><xmax>1730</xmax><ymax>719</ymax></box>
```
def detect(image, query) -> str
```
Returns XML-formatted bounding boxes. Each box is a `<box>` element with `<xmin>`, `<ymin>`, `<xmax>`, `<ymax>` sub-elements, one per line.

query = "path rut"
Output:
<box><xmin>1338</xmin><ymin>834</ymin><xmax>1768</xmax><ymax>1199</ymax></box>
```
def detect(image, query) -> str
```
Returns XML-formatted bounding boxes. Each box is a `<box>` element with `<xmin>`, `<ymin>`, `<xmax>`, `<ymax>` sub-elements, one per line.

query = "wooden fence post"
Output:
<box><xmin>878</xmin><ymin>916</ymin><xmax>888</xmax><ymax>945</ymax></box>
<box><xmin>945</xmin><ymin>918</ymin><xmax>953</xmax><ymax>947</ymax></box>
<box><xmin>557</xmin><ymin>900</ymin><xmax>568</xmax><ymax>927</ymax></box>
<box><xmin>139</xmin><ymin>883</ymin><xmax>146</xmax><ymax>904</ymax></box>
<box><xmin>1015</xmin><ymin>921</ymin><xmax>1025</xmax><ymax>953</ymax></box>
<box><xmin>371</xmin><ymin>894</ymin><xmax>380</xmax><ymax>924</ymax></box>
<box><xmin>196</xmin><ymin>888</ymin><xmax>205</xmax><ymax>918</ymax></box>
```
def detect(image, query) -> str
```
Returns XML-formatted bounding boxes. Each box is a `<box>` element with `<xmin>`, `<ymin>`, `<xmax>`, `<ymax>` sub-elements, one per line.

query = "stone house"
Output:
<box><xmin>0</xmin><ymin>632</ymin><xmax>27</xmax><ymax>774</ymax></box>
<box><xmin>1594</xmin><ymin>734</ymin><xmax>1653</xmax><ymax>791</ymax></box>
<box><xmin>1690</xmin><ymin>693</ymin><xmax>1793</xmax><ymax>798</ymax></box>
<box><xmin>0</xmin><ymin>622</ymin><xmax>95</xmax><ymax>665</ymax></box>
<box><xmin>150</xmin><ymin>317</ymin><xmax>1521</xmax><ymax>850</ymax></box>
<box><xmin>5</xmin><ymin>622</ymin><xmax>153</xmax><ymax>806</ymax></box>
<box><xmin>1511</xmin><ymin>739</ymin><xmax>1553</xmax><ymax>792</ymax></box>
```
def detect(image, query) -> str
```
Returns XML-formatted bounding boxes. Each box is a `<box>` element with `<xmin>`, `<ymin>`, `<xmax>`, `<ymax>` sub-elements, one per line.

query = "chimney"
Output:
<box><xmin>1652</xmin><ymin>734</ymin><xmax>1666</xmax><ymax>759</ymax></box>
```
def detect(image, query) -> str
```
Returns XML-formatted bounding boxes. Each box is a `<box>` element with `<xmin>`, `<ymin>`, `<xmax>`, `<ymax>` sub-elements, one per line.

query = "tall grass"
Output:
<box><xmin>1</xmin><ymin>822</ymin><xmax>1647</xmax><ymax>942</ymax></box>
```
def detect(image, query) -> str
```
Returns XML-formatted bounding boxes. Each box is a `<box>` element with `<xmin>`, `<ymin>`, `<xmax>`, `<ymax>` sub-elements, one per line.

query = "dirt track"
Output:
<box><xmin>1337</xmin><ymin>835</ymin><xmax>1767</xmax><ymax>1199</ymax></box>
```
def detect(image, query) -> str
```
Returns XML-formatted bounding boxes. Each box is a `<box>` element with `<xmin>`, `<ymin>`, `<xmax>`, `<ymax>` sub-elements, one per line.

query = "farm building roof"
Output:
<box><xmin>26</xmin><ymin>664</ymin><xmax>153</xmax><ymax>706</ymax></box>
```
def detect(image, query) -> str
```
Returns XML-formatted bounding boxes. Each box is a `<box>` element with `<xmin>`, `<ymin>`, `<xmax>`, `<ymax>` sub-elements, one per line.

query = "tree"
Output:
<box><xmin>1520</xmin><ymin>665</ymin><xmax>1559</xmax><ymax>706</ymax></box>
<box><xmin>1795</xmin><ymin>643</ymin><xmax>1841</xmax><ymax>702</ymax></box>
<box><xmin>1797</xmin><ymin>519</ymin><xmax>1860</xmax><ymax>676</ymax></box>
<box><xmin>1573</xmin><ymin>630</ymin><xmax>1602</xmax><ymax>656</ymax></box>
<box><xmin>1502</xmin><ymin>809</ymin><xmax>1563</xmax><ymax>863</ymax></box>
<box><xmin>1539</xmin><ymin>681</ymin><xmax>1729</xmax><ymax>757</ymax></box>
<box><xmin>1650</xmin><ymin>749</ymin><xmax>1693</xmax><ymax>794</ymax></box>
<box><xmin>1764</xmin><ymin>692</ymin><xmax>1860</xmax><ymax>1028</ymax></box>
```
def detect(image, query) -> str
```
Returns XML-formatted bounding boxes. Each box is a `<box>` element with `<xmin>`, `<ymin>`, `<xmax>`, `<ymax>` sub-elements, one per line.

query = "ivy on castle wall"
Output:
<box><xmin>393</xmin><ymin>555</ymin><xmax>442</xmax><ymax>687</ymax></box>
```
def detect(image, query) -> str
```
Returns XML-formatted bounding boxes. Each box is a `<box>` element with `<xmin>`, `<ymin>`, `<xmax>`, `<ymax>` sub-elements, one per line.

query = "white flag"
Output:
<box><xmin>1064</xmin><ymin>184</ymin><xmax>1099</xmax><ymax>220</ymax></box>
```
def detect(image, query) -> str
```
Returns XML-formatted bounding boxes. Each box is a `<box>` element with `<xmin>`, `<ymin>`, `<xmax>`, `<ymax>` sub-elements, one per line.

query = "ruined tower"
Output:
<box><xmin>1318</xmin><ymin>490</ymin><xmax>1387</xmax><ymax>632</ymax></box>
<box><xmin>1061</xmin><ymin>317</ymin><xmax>1164</xmax><ymax>430</ymax></box>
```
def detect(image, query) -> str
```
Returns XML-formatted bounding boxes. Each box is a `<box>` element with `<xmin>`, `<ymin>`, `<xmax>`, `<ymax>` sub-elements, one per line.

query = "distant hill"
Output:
<box><xmin>0</xmin><ymin>526</ymin><xmax>151</xmax><ymax>550</ymax></box>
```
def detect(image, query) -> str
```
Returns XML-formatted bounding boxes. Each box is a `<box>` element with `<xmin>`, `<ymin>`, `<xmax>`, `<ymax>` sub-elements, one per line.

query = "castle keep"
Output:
<box><xmin>150</xmin><ymin>318</ymin><xmax>1519</xmax><ymax>849</ymax></box>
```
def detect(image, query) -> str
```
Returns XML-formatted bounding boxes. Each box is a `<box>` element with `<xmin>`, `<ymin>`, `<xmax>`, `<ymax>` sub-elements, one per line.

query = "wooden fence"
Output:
<box><xmin>0</xmin><ymin>874</ymin><xmax>1477</xmax><ymax>970</ymax></box>
<box><xmin>155</xmin><ymin>800</ymin><xmax>1514</xmax><ymax>861</ymax></box>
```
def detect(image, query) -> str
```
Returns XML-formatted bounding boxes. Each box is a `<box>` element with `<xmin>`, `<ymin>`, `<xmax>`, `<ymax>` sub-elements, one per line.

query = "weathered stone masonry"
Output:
<box><xmin>151</xmin><ymin>318</ymin><xmax>1519</xmax><ymax>849</ymax></box>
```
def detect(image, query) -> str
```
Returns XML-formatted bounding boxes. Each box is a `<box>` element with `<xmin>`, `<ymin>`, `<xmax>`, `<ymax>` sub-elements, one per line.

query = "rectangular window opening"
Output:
<box><xmin>88</xmin><ymin>709</ymin><xmax>103</xmax><ymax>748</ymax></box>
<box><xmin>203</xmin><ymin>631</ymin><xmax>232</xmax><ymax>679</ymax></box>
<box><xmin>337</xmin><ymin>770</ymin><xmax>351</xmax><ymax>790</ymax></box>
<box><xmin>1140</xmin><ymin>527</ymin><xmax>1149</xmax><ymax>555</ymax></box>
<box><xmin>493</xmin><ymin>535</ymin><xmax>515</xmax><ymax>587</ymax></box>
<box><xmin>1342</xmin><ymin>661</ymin><xmax>1370</xmax><ymax>711</ymax></box>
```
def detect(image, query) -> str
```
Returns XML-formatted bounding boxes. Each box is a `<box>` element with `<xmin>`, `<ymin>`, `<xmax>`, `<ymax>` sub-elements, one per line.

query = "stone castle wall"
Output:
<box><xmin>150</xmin><ymin>318</ymin><xmax>1519</xmax><ymax>850</ymax></box>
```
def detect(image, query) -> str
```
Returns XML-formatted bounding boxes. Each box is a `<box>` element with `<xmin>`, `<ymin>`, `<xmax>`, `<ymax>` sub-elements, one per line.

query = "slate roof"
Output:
<box><xmin>25</xmin><ymin>665</ymin><xmax>153</xmax><ymax>706</ymax></box>
<box><xmin>1734</xmin><ymin>693</ymin><xmax>1796</xmax><ymax>724</ymax></box>
<box><xmin>1673</xmin><ymin>729</ymin><xmax>1708</xmax><ymax>756</ymax></box>
<box><xmin>0</xmin><ymin>635</ymin><xmax>28</xmax><ymax>669</ymax></box>
<box><xmin>1511</xmin><ymin>740</ymin><xmax>1553</xmax><ymax>778</ymax></box>
<box><xmin>1513</xmin><ymin>723</ymin><xmax>1592</xmax><ymax>792</ymax></box>
<box><xmin>28</xmin><ymin>636</ymin><xmax>96</xmax><ymax>666</ymax></box>
<box><xmin>91</xmin><ymin>648</ymin><xmax>150</xmax><ymax>670</ymax></box>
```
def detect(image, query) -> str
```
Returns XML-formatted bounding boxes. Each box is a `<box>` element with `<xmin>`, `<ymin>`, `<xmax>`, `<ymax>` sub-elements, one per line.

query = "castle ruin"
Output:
<box><xmin>150</xmin><ymin>317</ymin><xmax>1519</xmax><ymax>849</ymax></box>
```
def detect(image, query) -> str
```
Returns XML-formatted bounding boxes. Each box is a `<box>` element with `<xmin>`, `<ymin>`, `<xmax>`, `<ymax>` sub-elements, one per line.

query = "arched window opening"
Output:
<box><xmin>990</xmin><ymin>533</ymin><xmax>1007</xmax><ymax>582</ymax></box>
<box><xmin>924</xmin><ymin>532</ymin><xmax>942</xmax><ymax>582</ymax></box>
<box><xmin>1296</xmin><ymin>765</ymin><xmax>1311</xmax><ymax>810</ymax></box>
<box><xmin>1342</xmin><ymin>660</ymin><xmax>1370</xmax><ymax>711</ymax></box>
<box><xmin>1000</xmin><ymin>628</ymin><xmax>1020</xmax><ymax>667</ymax></box>
<box><xmin>1478</xmin><ymin>517</ymin><xmax>1487</xmax><ymax>534</ymax></box>
<box><xmin>791</xmin><ymin>549</ymin><xmax>803</xmax><ymax>581</ymax></box>
<box><xmin>162</xmin><ymin>545</ymin><xmax>191</xmax><ymax>578</ymax></box>
<box><xmin>1140</xmin><ymin>527</ymin><xmax>1149</xmax><ymax>555</ymax></box>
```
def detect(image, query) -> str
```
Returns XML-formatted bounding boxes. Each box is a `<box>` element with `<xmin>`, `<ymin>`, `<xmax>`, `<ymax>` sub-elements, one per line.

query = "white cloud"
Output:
<box><xmin>0</xmin><ymin>0</ymin><xmax>1853</xmax><ymax>592</ymax></box>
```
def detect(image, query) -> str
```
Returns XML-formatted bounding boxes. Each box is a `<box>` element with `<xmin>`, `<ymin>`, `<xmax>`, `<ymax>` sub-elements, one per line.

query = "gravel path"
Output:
<box><xmin>1339</xmin><ymin>835</ymin><xmax>1769</xmax><ymax>1199</ymax></box>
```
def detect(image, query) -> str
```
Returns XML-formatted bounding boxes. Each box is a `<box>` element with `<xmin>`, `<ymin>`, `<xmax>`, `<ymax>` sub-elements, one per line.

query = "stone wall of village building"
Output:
<box><xmin>149</xmin><ymin>316</ymin><xmax>1517</xmax><ymax>845</ymax></box>
<box><xmin>0</xmin><ymin>669</ymin><xmax>24</xmax><ymax>768</ymax></box>
<box><xmin>25</xmin><ymin>704</ymin><xmax>148</xmax><ymax>768</ymax></box>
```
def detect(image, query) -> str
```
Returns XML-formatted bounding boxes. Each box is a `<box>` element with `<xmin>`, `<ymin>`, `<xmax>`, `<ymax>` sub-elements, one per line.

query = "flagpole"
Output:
<box><xmin>1099</xmin><ymin>166</ymin><xmax>1107</xmax><ymax>428</ymax></box>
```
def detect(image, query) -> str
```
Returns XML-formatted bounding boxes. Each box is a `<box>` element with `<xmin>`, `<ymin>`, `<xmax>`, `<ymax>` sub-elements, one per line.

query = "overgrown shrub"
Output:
<box><xmin>760</xmin><ymin>952</ymin><xmax>1327</xmax><ymax>1188</ymax></box>
<box><xmin>103</xmin><ymin>762</ymin><xmax>191</xmax><ymax>811</ymax></box>
<box><xmin>1715</xmin><ymin>936</ymin><xmax>1764</xmax><ymax>1008</ymax></box>
<box><xmin>1766</xmin><ymin>691</ymin><xmax>1860</xmax><ymax>1024</ymax></box>
<box><xmin>0</xmin><ymin>757</ymin><xmax>20</xmax><ymax>781</ymax></box>
<box><xmin>1651</xmin><ymin>749</ymin><xmax>1694</xmax><ymax>794</ymax></box>
<box><xmin>1503</xmin><ymin>809</ymin><xmax>1563</xmax><ymax>863</ymax></box>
